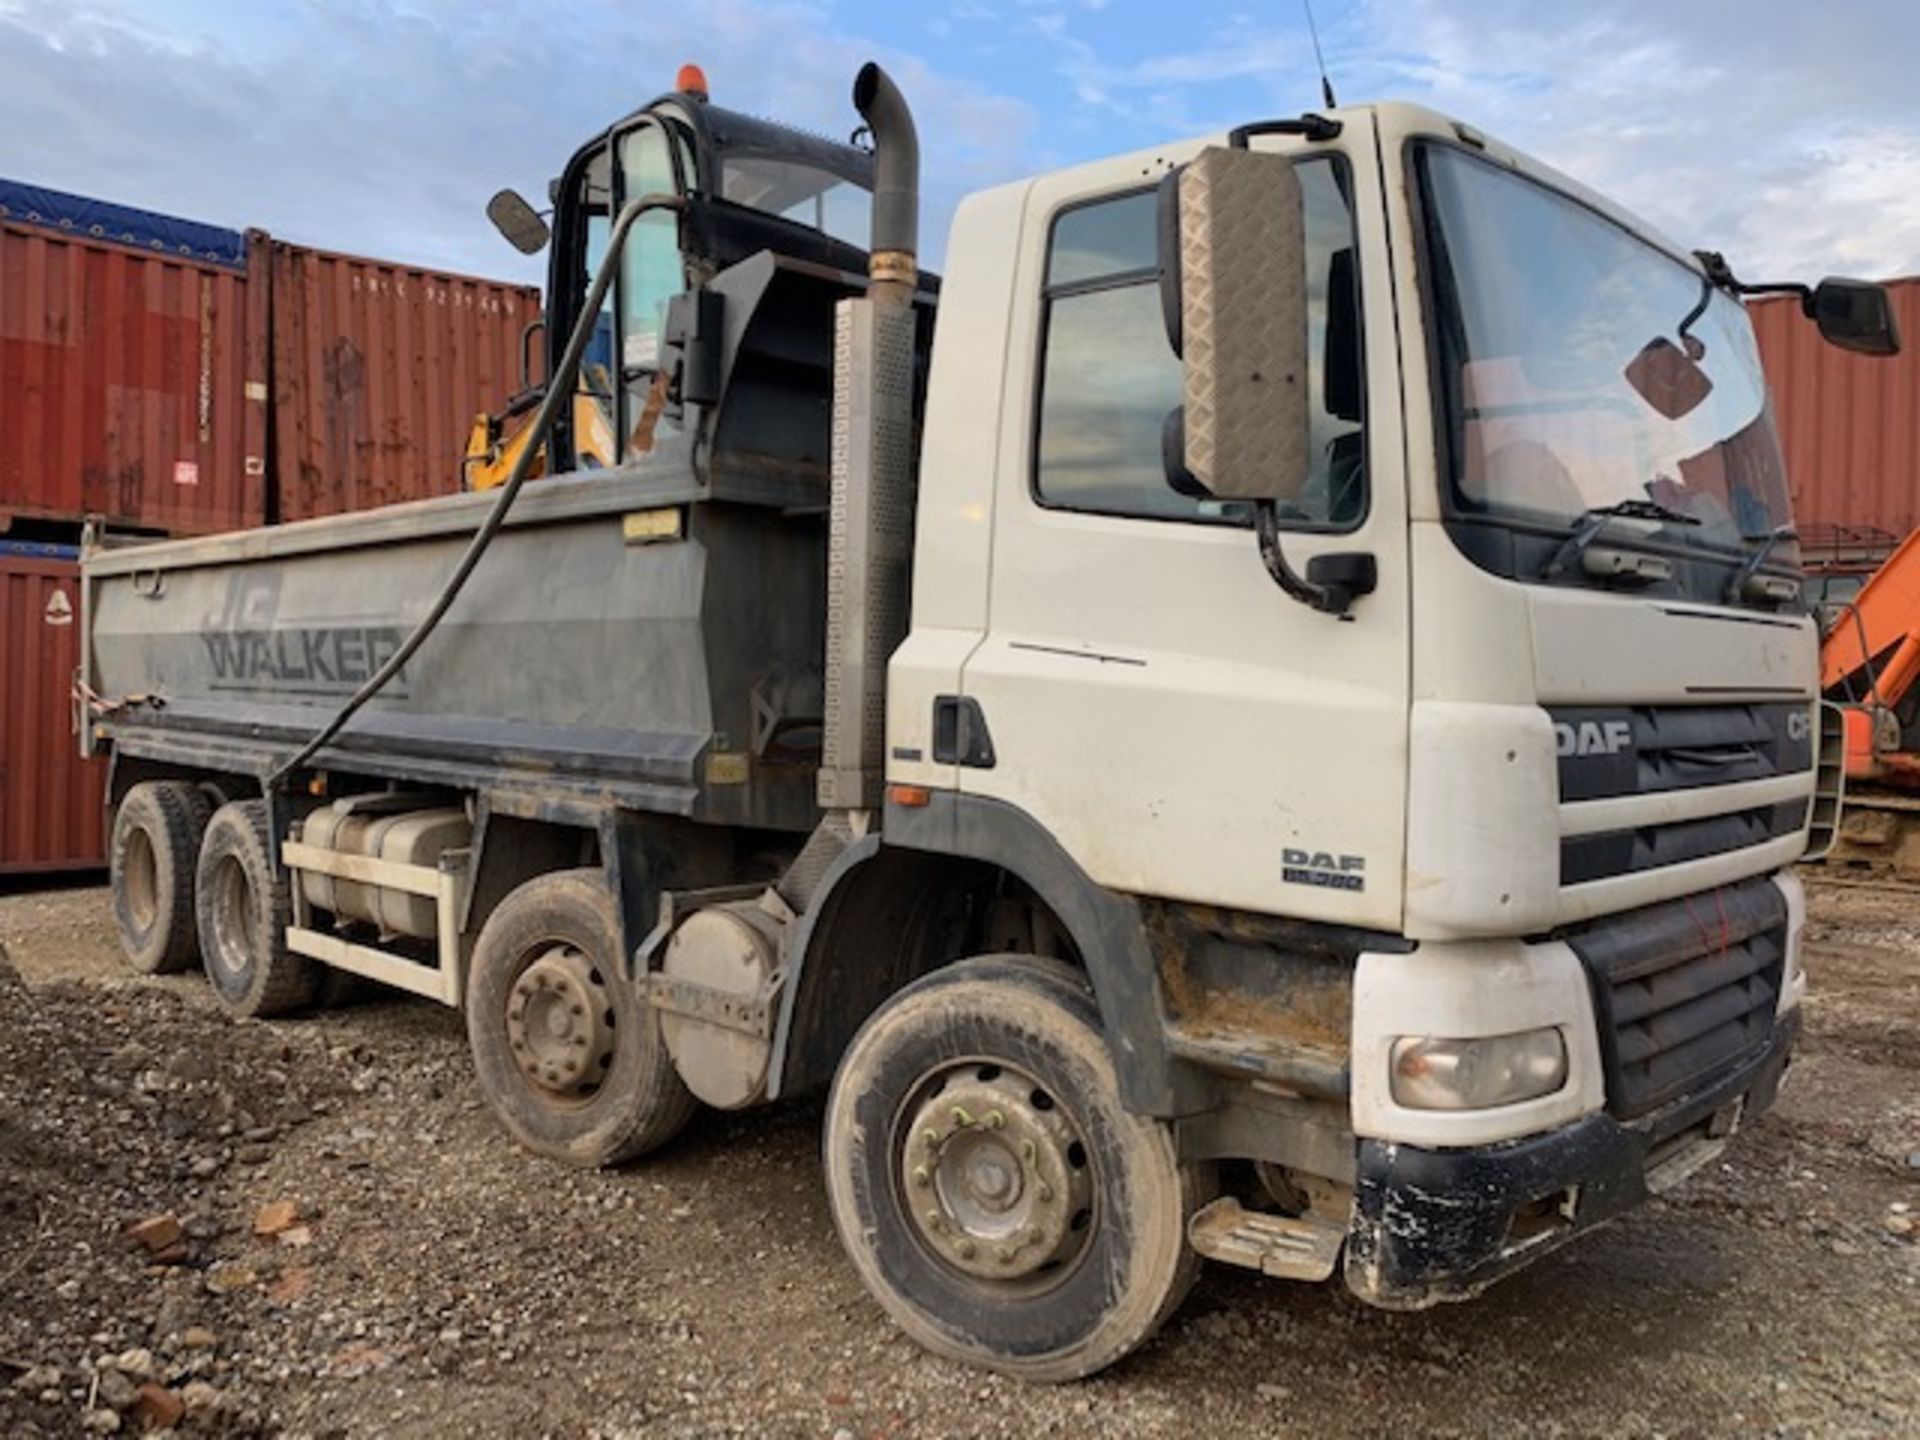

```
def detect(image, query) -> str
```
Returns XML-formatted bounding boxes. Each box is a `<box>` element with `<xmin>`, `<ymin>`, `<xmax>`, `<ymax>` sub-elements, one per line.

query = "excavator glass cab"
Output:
<box><xmin>538</xmin><ymin>86</ymin><xmax>877</xmax><ymax>474</ymax></box>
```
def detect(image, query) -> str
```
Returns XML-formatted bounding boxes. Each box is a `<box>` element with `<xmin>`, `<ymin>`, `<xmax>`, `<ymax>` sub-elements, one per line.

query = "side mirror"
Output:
<box><xmin>1810</xmin><ymin>277</ymin><xmax>1899</xmax><ymax>356</ymax></box>
<box><xmin>1157</xmin><ymin>146</ymin><xmax>1311</xmax><ymax>502</ymax></box>
<box><xmin>487</xmin><ymin>189</ymin><xmax>551</xmax><ymax>256</ymax></box>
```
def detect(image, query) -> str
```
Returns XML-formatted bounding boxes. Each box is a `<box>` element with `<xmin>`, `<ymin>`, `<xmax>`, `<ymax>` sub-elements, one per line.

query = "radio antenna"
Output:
<box><xmin>1302</xmin><ymin>0</ymin><xmax>1337</xmax><ymax>109</ymax></box>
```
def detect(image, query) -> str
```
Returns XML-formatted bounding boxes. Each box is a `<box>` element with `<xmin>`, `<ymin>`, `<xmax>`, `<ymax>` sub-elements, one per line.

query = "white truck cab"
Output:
<box><xmin>878</xmin><ymin>100</ymin><xmax>1830</xmax><ymax>1325</ymax></box>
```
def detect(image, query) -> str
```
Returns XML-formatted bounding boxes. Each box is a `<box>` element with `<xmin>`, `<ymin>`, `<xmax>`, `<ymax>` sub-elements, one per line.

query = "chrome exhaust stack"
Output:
<box><xmin>814</xmin><ymin>63</ymin><xmax>920</xmax><ymax>826</ymax></box>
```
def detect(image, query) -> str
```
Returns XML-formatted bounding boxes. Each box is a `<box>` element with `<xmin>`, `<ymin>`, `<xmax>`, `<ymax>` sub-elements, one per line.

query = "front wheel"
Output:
<box><xmin>823</xmin><ymin>955</ymin><xmax>1210</xmax><ymax>1382</ymax></box>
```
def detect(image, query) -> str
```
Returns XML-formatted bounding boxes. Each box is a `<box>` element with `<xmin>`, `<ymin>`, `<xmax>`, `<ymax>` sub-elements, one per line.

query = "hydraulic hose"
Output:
<box><xmin>268</xmin><ymin>192</ymin><xmax>684</xmax><ymax>786</ymax></box>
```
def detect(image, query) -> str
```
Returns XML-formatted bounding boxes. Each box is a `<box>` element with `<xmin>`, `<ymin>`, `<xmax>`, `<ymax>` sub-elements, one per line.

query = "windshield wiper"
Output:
<box><xmin>1542</xmin><ymin>499</ymin><xmax>1700</xmax><ymax>580</ymax></box>
<box><xmin>1724</xmin><ymin>524</ymin><xmax>1798</xmax><ymax>604</ymax></box>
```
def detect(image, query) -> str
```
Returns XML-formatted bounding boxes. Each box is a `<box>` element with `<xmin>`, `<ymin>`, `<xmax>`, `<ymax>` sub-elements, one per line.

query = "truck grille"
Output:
<box><xmin>1552</xmin><ymin>702</ymin><xmax>1812</xmax><ymax>886</ymax></box>
<box><xmin>1561</xmin><ymin>801</ymin><xmax>1808</xmax><ymax>886</ymax></box>
<box><xmin>1563</xmin><ymin>877</ymin><xmax>1787</xmax><ymax>1119</ymax></box>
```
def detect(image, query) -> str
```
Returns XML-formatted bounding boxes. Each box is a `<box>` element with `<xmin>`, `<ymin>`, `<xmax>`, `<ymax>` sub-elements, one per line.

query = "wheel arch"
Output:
<box><xmin>771</xmin><ymin>793</ymin><xmax>1195</xmax><ymax>1116</ymax></box>
<box><xmin>105</xmin><ymin>752</ymin><xmax>249</xmax><ymax>812</ymax></box>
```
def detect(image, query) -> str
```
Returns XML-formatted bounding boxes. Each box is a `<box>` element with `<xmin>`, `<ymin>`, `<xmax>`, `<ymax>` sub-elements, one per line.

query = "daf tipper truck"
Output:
<box><xmin>79</xmin><ymin>63</ymin><xmax>1897</xmax><ymax>1380</ymax></box>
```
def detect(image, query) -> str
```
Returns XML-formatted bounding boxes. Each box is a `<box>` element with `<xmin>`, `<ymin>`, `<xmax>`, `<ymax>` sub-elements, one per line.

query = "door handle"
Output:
<box><xmin>932</xmin><ymin>696</ymin><xmax>996</xmax><ymax>768</ymax></box>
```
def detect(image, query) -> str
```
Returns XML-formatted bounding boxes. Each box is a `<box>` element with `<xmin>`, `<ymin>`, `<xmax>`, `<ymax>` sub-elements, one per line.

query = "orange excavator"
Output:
<box><xmin>1819</xmin><ymin>525</ymin><xmax>1920</xmax><ymax>877</ymax></box>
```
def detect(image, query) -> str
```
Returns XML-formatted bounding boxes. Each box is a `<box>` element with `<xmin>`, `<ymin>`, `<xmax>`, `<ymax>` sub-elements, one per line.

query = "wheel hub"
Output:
<box><xmin>206</xmin><ymin>854</ymin><xmax>254</xmax><ymax>981</ymax></box>
<box><xmin>902</xmin><ymin>1066</ymin><xmax>1094</xmax><ymax>1282</ymax></box>
<box><xmin>505</xmin><ymin>945</ymin><xmax>612</xmax><ymax>1096</ymax></box>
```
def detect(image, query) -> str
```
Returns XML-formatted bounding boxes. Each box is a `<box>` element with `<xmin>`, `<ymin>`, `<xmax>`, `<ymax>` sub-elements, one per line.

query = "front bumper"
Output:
<box><xmin>1343</xmin><ymin>1010</ymin><xmax>1799</xmax><ymax>1309</ymax></box>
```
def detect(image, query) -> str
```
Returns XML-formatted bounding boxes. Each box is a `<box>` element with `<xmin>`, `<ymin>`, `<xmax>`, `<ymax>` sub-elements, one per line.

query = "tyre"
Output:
<box><xmin>110</xmin><ymin>781</ymin><xmax>214</xmax><ymax>974</ymax></box>
<box><xmin>823</xmin><ymin>955</ymin><xmax>1211</xmax><ymax>1382</ymax></box>
<box><xmin>466</xmin><ymin>868</ymin><xmax>697</xmax><ymax>1167</ymax></box>
<box><xmin>196</xmin><ymin>800</ymin><xmax>315</xmax><ymax>1018</ymax></box>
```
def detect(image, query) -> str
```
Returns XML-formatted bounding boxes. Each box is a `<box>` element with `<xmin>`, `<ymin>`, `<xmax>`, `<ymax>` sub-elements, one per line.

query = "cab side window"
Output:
<box><xmin>1034</xmin><ymin>158</ymin><xmax>1365</xmax><ymax>528</ymax></box>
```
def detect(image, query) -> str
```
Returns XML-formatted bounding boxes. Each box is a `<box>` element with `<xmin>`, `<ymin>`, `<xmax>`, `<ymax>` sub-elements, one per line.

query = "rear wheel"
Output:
<box><xmin>196</xmin><ymin>800</ymin><xmax>315</xmax><ymax>1018</ymax></box>
<box><xmin>823</xmin><ymin>955</ymin><xmax>1210</xmax><ymax>1382</ymax></box>
<box><xmin>466</xmin><ymin>869</ymin><xmax>696</xmax><ymax>1167</ymax></box>
<box><xmin>110</xmin><ymin>781</ymin><xmax>213</xmax><ymax>974</ymax></box>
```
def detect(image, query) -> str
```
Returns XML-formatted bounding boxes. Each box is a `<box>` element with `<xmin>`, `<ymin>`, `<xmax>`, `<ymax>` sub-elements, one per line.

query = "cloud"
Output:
<box><xmin>0</xmin><ymin>0</ymin><xmax>1035</xmax><ymax>276</ymax></box>
<box><xmin>997</xmin><ymin>0</ymin><xmax>1920</xmax><ymax>281</ymax></box>
<box><xmin>4</xmin><ymin>0</ymin><xmax>1916</xmax><ymax>288</ymax></box>
<box><xmin>1348</xmin><ymin>0</ymin><xmax>1920</xmax><ymax>280</ymax></box>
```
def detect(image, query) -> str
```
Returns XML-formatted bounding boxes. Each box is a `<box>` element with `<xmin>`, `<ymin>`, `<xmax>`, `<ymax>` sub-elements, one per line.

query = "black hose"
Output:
<box><xmin>268</xmin><ymin>193</ymin><xmax>684</xmax><ymax>786</ymax></box>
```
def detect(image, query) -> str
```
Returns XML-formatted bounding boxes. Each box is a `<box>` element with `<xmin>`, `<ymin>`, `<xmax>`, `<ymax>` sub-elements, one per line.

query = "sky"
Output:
<box><xmin>2</xmin><ymin>0</ymin><xmax>1917</xmax><ymax>287</ymax></box>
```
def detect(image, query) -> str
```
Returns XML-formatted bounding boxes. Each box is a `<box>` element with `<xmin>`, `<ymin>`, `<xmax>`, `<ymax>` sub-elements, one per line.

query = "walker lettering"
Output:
<box><xmin>201</xmin><ymin>626</ymin><xmax>408</xmax><ymax>693</ymax></box>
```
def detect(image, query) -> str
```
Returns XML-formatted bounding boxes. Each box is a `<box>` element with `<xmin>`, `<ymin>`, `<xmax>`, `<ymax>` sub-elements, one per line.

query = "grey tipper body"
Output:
<box><xmin>86</xmin><ymin>459</ymin><xmax>826</xmax><ymax>835</ymax></box>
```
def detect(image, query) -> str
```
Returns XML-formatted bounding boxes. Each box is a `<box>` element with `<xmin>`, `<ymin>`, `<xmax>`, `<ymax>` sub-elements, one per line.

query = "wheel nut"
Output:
<box><xmin>956</xmin><ymin>1239</ymin><xmax>975</xmax><ymax>1259</ymax></box>
<box><xmin>912</xmin><ymin>1165</ymin><xmax>930</xmax><ymax>1188</ymax></box>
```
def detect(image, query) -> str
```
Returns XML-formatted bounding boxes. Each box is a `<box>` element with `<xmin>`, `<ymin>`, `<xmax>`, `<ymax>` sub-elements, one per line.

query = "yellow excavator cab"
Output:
<box><xmin>465</xmin><ymin>66</ymin><xmax>879</xmax><ymax>492</ymax></box>
<box><xmin>463</xmin><ymin>367</ymin><xmax>619</xmax><ymax>491</ymax></box>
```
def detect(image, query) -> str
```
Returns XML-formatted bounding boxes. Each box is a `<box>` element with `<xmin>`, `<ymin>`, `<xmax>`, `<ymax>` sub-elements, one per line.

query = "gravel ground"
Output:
<box><xmin>1</xmin><ymin>872</ymin><xmax>1915</xmax><ymax>1438</ymax></box>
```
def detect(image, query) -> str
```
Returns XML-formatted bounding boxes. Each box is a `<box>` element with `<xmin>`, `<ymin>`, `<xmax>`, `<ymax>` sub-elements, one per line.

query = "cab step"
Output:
<box><xmin>1187</xmin><ymin>1196</ymin><xmax>1345</xmax><ymax>1282</ymax></box>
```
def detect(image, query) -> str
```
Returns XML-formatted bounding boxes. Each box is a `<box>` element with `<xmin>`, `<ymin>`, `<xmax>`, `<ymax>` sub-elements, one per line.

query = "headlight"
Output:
<box><xmin>1390</xmin><ymin>1028</ymin><xmax>1568</xmax><ymax>1110</ymax></box>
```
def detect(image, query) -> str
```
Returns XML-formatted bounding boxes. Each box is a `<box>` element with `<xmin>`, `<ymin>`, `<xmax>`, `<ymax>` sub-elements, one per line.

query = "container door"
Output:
<box><xmin>0</xmin><ymin>552</ymin><xmax>106</xmax><ymax>872</ymax></box>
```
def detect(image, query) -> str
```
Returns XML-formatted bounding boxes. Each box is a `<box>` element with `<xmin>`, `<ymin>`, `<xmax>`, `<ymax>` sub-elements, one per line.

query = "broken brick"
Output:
<box><xmin>266</xmin><ymin>1265</ymin><xmax>312</xmax><ymax>1305</ymax></box>
<box><xmin>124</xmin><ymin>1214</ymin><xmax>182</xmax><ymax>1256</ymax></box>
<box><xmin>252</xmin><ymin>1200</ymin><xmax>300</xmax><ymax>1237</ymax></box>
<box><xmin>130</xmin><ymin>1382</ymin><xmax>185</xmax><ymax>1432</ymax></box>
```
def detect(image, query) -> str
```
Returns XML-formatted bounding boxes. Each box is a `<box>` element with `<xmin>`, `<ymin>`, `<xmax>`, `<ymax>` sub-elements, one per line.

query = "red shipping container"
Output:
<box><xmin>266</xmin><ymin>237</ymin><xmax>542</xmax><ymax>521</ymax></box>
<box><xmin>0</xmin><ymin>219</ymin><xmax>268</xmax><ymax>536</ymax></box>
<box><xmin>0</xmin><ymin>547</ymin><xmax>105</xmax><ymax>872</ymax></box>
<box><xmin>1752</xmin><ymin>277</ymin><xmax>1920</xmax><ymax>541</ymax></box>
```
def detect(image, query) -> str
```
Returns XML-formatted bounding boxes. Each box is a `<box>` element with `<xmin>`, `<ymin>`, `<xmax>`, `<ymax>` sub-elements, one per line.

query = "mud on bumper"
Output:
<box><xmin>1343</xmin><ymin>1011</ymin><xmax>1799</xmax><ymax>1309</ymax></box>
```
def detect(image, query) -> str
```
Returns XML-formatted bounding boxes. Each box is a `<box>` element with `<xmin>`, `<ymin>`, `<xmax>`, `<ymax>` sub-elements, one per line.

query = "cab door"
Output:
<box><xmin>956</xmin><ymin>121</ymin><xmax>1411</xmax><ymax>931</ymax></box>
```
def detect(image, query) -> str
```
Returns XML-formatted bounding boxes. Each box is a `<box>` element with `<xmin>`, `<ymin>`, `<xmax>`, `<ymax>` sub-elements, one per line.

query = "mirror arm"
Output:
<box><xmin>1255</xmin><ymin>502</ymin><xmax>1361</xmax><ymax>618</ymax></box>
<box><xmin>1694</xmin><ymin>249</ymin><xmax>1814</xmax><ymax>310</ymax></box>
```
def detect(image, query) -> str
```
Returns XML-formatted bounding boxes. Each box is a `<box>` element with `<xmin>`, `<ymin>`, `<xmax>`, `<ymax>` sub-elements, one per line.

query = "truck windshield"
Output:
<box><xmin>1418</xmin><ymin>144</ymin><xmax>1795</xmax><ymax>576</ymax></box>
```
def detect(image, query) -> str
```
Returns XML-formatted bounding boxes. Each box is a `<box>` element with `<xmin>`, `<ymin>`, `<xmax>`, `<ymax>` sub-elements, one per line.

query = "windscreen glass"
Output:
<box><xmin>1420</xmin><ymin>144</ymin><xmax>1794</xmax><ymax>566</ymax></box>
